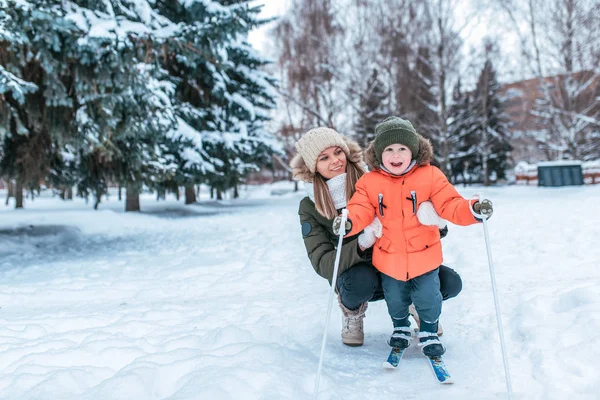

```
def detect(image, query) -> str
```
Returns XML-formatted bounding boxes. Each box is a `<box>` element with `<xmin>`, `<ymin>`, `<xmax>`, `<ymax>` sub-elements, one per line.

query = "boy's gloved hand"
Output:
<box><xmin>358</xmin><ymin>216</ymin><xmax>382</xmax><ymax>249</ymax></box>
<box><xmin>332</xmin><ymin>215</ymin><xmax>352</xmax><ymax>236</ymax></box>
<box><xmin>472</xmin><ymin>199</ymin><xmax>493</xmax><ymax>219</ymax></box>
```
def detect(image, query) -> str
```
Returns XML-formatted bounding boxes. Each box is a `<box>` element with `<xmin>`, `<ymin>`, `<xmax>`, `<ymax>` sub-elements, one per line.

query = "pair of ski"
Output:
<box><xmin>383</xmin><ymin>346</ymin><xmax>453</xmax><ymax>384</ymax></box>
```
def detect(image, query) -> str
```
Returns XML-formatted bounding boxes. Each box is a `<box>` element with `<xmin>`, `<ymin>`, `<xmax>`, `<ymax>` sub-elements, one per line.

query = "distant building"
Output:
<box><xmin>499</xmin><ymin>71</ymin><xmax>600</xmax><ymax>163</ymax></box>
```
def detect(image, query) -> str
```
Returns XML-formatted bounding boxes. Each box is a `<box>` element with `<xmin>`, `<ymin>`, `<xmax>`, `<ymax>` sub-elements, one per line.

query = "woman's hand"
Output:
<box><xmin>332</xmin><ymin>215</ymin><xmax>352</xmax><ymax>235</ymax></box>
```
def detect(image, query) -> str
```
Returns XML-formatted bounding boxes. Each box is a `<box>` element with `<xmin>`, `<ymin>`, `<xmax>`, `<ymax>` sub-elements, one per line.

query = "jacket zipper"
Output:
<box><xmin>378</xmin><ymin>193</ymin><xmax>386</xmax><ymax>217</ymax></box>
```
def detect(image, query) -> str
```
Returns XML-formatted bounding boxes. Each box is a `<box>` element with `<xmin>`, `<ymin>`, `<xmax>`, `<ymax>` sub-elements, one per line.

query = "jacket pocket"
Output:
<box><xmin>405</xmin><ymin>227</ymin><xmax>439</xmax><ymax>253</ymax></box>
<box><xmin>377</xmin><ymin>235</ymin><xmax>395</xmax><ymax>253</ymax></box>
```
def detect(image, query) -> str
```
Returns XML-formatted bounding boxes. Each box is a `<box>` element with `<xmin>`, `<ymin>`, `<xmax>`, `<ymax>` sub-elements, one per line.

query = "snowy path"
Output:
<box><xmin>0</xmin><ymin>185</ymin><xmax>599</xmax><ymax>399</ymax></box>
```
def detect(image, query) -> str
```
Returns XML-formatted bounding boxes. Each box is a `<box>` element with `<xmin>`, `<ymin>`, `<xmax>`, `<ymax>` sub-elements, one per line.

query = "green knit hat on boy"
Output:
<box><xmin>373</xmin><ymin>116</ymin><xmax>420</xmax><ymax>163</ymax></box>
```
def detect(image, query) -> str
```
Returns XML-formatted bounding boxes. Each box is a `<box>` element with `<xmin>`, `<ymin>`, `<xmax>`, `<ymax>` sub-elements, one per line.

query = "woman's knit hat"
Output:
<box><xmin>294</xmin><ymin>127</ymin><xmax>350</xmax><ymax>173</ymax></box>
<box><xmin>373</xmin><ymin>116</ymin><xmax>420</xmax><ymax>163</ymax></box>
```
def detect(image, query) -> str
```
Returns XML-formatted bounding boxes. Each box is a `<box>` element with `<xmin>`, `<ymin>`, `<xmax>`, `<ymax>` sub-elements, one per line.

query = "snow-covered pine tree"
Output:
<box><xmin>210</xmin><ymin>1</ymin><xmax>278</xmax><ymax>199</ymax></box>
<box><xmin>354</xmin><ymin>68</ymin><xmax>388</xmax><ymax>148</ymax></box>
<box><xmin>0</xmin><ymin>0</ymin><xmax>78</xmax><ymax>208</ymax></box>
<box><xmin>153</xmin><ymin>0</ymin><xmax>231</xmax><ymax>203</ymax></box>
<box><xmin>62</xmin><ymin>1</ymin><xmax>176</xmax><ymax>211</ymax></box>
<box><xmin>0</xmin><ymin>0</ymin><xmax>179</xmax><ymax>211</ymax></box>
<box><xmin>156</xmin><ymin>0</ymin><xmax>277</xmax><ymax>203</ymax></box>
<box><xmin>471</xmin><ymin>60</ymin><xmax>512</xmax><ymax>186</ymax></box>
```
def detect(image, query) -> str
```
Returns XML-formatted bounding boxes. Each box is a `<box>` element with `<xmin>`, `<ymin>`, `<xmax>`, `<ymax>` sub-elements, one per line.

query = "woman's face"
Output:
<box><xmin>316</xmin><ymin>146</ymin><xmax>347</xmax><ymax>180</ymax></box>
<box><xmin>381</xmin><ymin>144</ymin><xmax>413</xmax><ymax>175</ymax></box>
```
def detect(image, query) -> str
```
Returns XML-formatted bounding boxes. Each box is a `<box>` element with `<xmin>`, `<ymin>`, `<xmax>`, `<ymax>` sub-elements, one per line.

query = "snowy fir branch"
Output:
<box><xmin>0</xmin><ymin>0</ymin><xmax>279</xmax><ymax>210</ymax></box>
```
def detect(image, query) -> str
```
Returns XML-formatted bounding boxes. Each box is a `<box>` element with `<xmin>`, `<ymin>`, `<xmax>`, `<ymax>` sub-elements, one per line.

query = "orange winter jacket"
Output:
<box><xmin>345</xmin><ymin>137</ymin><xmax>479</xmax><ymax>281</ymax></box>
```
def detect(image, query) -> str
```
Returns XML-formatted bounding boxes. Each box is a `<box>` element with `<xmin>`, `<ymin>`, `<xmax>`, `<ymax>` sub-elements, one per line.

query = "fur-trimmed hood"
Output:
<box><xmin>290</xmin><ymin>136</ymin><xmax>364</xmax><ymax>183</ymax></box>
<box><xmin>364</xmin><ymin>134</ymin><xmax>434</xmax><ymax>171</ymax></box>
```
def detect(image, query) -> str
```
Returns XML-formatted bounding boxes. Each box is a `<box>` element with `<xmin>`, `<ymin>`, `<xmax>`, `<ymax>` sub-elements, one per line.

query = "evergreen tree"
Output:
<box><xmin>413</xmin><ymin>48</ymin><xmax>439</xmax><ymax>137</ymax></box>
<box><xmin>1</xmin><ymin>0</ymin><xmax>277</xmax><ymax>211</ymax></box>
<box><xmin>0</xmin><ymin>0</ymin><xmax>79</xmax><ymax>208</ymax></box>
<box><xmin>412</xmin><ymin>46</ymin><xmax>442</xmax><ymax>164</ymax></box>
<box><xmin>355</xmin><ymin>68</ymin><xmax>388</xmax><ymax>148</ymax></box>
<box><xmin>155</xmin><ymin>0</ymin><xmax>277</xmax><ymax>202</ymax></box>
<box><xmin>63</xmin><ymin>1</ymin><xmax>177</xmax><ymax>211</ymax></box>
<box><xmin>447</xmin><ymin>79</ymin><xmax>479</xmax><ymax>184</ymax></box>
<box><xmin>212</xmin><ymin>1</ymin><xmax>278</xmax><ymax>198</ymax></box>
<box><xmin>471</xmin><ymin>60</ymin><xmax>512</xmax><ymax>186</ymax></box>
<box><xmin>0</xmin><ymin>0</ymin><xmax>179</xmax><ymax>211</ymax></box>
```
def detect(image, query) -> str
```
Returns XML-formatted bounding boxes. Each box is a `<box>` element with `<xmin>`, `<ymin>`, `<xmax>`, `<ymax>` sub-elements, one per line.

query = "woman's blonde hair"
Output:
<box><xmin>313</xmin><ymin>160</ymin><xmax>366</xmax><ymax>220</ymax></box>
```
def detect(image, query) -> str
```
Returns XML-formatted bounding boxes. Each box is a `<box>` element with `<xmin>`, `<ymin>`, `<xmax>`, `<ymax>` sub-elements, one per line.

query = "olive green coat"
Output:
<box><xmin>298</xmin><ymin>196</ymin><xmax>370</xmax><ymax>285</ymax></box>
<box><xmin>291</xmin><ymin>135</ymin><xmax>370</xmax><ymax>285</ymax></box>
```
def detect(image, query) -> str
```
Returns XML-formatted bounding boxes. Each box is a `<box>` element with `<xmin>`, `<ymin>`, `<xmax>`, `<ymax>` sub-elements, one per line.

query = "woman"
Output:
<box><xmin>290</xmin><ymin>127</ymin><xmax>462</xmax><ymax>347</ymax></box>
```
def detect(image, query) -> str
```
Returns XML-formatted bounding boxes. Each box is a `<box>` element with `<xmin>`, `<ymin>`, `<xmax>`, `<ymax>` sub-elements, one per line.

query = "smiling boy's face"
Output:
<box><xmin>381</xmin><ymin>144</ymin><xmax>413</xmax><ymax>174</ymax></box>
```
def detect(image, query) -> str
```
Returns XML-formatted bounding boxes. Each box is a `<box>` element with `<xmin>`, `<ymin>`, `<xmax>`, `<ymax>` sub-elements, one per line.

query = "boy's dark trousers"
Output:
<box><xmin>380</xmin><ymin>268</ymin><xmax>442</xmax><ymax>333</ymax></box>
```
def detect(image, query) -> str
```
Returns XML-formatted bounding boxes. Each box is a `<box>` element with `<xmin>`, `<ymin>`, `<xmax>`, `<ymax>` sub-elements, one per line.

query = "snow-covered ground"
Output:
<box><xmin>0</xmin><ymin>183</ymin><xmax>599</xmax><ymax>399</ymax></box>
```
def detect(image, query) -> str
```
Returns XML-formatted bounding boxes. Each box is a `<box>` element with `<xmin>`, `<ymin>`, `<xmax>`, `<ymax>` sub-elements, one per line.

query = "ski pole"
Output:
<box><xmin>473</xmin><ymin>198</ymin><xmax>513</xmax><ymax>399</ymax></box>
<box><xmin>314</xmin><ymin>208</ymin><xmax>348</xmax><ymax>399</ymax></box>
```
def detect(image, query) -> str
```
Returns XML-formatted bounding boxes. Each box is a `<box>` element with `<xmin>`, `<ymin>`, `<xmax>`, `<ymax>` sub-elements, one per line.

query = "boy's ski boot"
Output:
<box><xmin>418</xmin><ymin>331</ymin><xmax>446</xmax><ymax>357</ymax></box>
<box><xmin>388</xmin><ymin>325</ymin><xmax>412</xmax><ymax>349</ymax></box>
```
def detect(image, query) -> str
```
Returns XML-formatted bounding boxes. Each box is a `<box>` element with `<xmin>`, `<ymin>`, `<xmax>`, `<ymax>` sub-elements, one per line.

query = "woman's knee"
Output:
<box><xmin>337</xmin><ymin>263</ymin><xmax>379</xmax><ymax>308</ymax></box>
<box><xmin>439</xmin><ymin>264</ymin><xmax>462</xmax><ymax>300</ymax></box>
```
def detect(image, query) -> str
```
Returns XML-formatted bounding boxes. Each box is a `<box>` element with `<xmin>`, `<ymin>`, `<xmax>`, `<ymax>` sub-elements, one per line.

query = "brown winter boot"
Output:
<box><xmin>409</xmin><ymin>304</ymin><xmax>443</xmax><ymax>336</ymax></box>
<box><xmin>338</xmin><ymin>296</ymin><xmax>368</xmax><ymax>346</ymax></box>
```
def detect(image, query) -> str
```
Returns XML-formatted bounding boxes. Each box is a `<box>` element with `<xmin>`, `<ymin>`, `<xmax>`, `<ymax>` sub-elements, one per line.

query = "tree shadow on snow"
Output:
<box><xmin>0</xmin><ymin>224</ymin><xmax>136</xmax><ymax>269</ymax></box>
<box><xmin>142</xmin><ymin>199</ymin><xmax>268</xmax><ymax>219</ymax></box>
<box><xmin>0</xmin><ymin>224</ymin><xmax>80</xmax><ymax>238</ymax></box>
<box><xmin>142</xmin><ymin>207</ymin><xmax>220</xmax><ymax>219</ymax></box>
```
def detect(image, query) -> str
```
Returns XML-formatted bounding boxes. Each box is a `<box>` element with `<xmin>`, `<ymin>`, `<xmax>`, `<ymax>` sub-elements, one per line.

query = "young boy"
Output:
<box><xmin>335</xmin><ymin>116</ymin><xmax>493</xmax><ymax>356</ymax></box>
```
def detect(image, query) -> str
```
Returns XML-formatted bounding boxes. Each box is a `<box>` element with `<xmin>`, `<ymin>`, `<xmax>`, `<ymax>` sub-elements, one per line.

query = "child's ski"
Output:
<box><xmin>383</xmin><ymin>346</ymin><xmax>453</xmax><ymax>385</ymax></box>
<box><xmin>382</xmin><ymin>347</ymin><xmax>405</xmax><ymax>369</ymax></box>
<box><xmin>426</xmin><ymin>355</ymin><xmax>453</xmax><ymax>384</ymax></box>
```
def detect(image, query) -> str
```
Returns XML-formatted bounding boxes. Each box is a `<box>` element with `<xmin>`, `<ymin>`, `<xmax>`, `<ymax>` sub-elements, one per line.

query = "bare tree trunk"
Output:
<box><xmin>196</xmin><ymin>184</ymin><xmax>200</xmax><ymax>197</ymax></box>
<box><xmin>118</xmin><ymin>185</ymin><xmax>122</xmax><ymax>201</ymax></box>
<box><xmin>294</xmin><ymin>180</ymin><xmax>299</xmax><ymax>192</ymax></box>
<box><xmin>216</xmin><ymin>189</ymin><xmax>223</xmax><ymax>200</ymax></box>
<box><xmin>67</xmin><ymin>187</ymin><xmax>73</xmax><ymax>200</ymax></box>
<box><xmin>185</xmin><ymin>184</ymin><xmax>196</xmax><ymax>204</ymax></box>
<box><xmin>5</xmin><ymin>180</ymin><xmax>13</xmax><ymax>205</ymax></box>
<box><xmin>210</xmin><ymin>187</ymin><xmax>214</xmax><ymax>199</ymax></box>
<box><xmin>60</xmin><ymin>188</ymin><xmax>66</xmax><ymax>200</ymax></box>
<box><xmin>563</xmin><ymin>0</ymin><xmax>574</xmax><ymax>74</ymax></box>
<box><xmin>125</xmin><ymin>185</ymin><xmax>140</xmax><ymax>212</ymax></box>
<box><xmin>437</xmin><ymin>16</ymin><xmax>450</xmax><ymax>176</ymax></box>
<box><xmin>15</xmin><ymin>180</ymin><xmax>23</xmax><ymax>209</ymax></box>
<box><xmin>233</xmin><ymin>185</ymin><xmax>239</xmax><ymax>199</ymax></box>
<box><xmin>481</xmin><ymin>64</ymin><xmax>491</xmax><ymax>187</ymax></box>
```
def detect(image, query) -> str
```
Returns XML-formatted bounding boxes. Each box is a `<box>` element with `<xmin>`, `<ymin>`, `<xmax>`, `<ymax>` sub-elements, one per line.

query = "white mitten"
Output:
<box><xmin>357</xmin><ymin>216</ymin><xmax>382</xmax><ymax>249</ymax></box>
<box><xmin>370</xmin><ymin>216</ymin><xmax>382</xmax><ymax>238</ymax></box>
<box><xmin>417</xmin><ymin>201</ymin><xmax>447</xmax><ymax>229</ymax></box>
